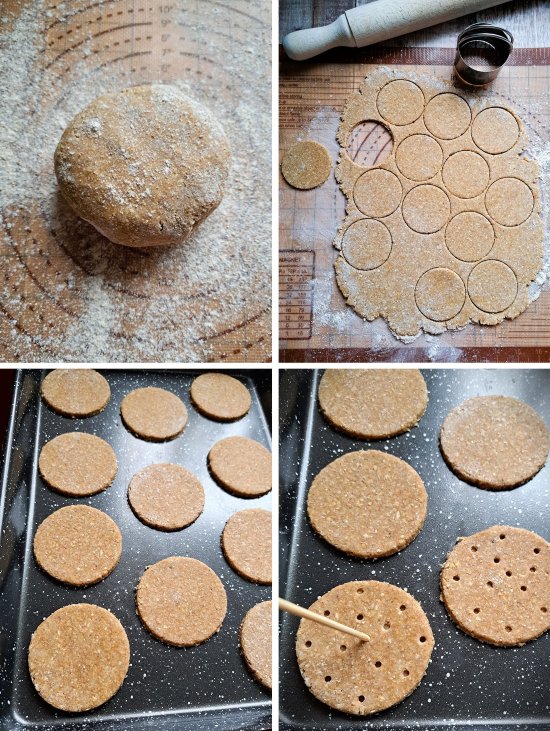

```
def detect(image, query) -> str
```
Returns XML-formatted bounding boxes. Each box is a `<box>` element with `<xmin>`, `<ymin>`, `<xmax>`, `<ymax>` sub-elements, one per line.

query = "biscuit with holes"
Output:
<box><xmin>441</xmin><ymin>526</ymin><xmax>550</xmax><ymax>646</ymax></box>
<box><xmin>190</xmin><ymin>372</ymin><xmax>251</xmax><ymax>421</ymax></box>
<box><xmin>208</xmin><ymin>436</ymin><xmax>271</xmax><ymax>497</ymax></box>
<box><xmin>121</xmin><ymin>386</ymin><xmax>187</xmax><ymax>441</ymax></box>
<box><xmin>240</xmin><ymin>600</ymin><xmax>272</xmax><ymax>689</ymax></box>
<box><xmin>222</xmin><ymin>509</ymin><xmax>272</xmax><ymax>584</ymax></box>
<box><xmin>41</xmin><ymin>369</ymin><xmax>110</xmax><ymax>417</ymax></box>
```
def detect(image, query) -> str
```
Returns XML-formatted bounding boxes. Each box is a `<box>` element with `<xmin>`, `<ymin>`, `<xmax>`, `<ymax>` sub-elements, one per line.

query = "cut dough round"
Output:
<box><xmin>440</xmin><ymin>395</ymin><xmax>549</xmax><ymax>489</ymax></box>
<box><xmin>34</xmin><ymin>505</ymin><xmax>121</xmax><ymax>586</ymax></box>
<box><xmin>240</xmin><ymin>600</ymin><xmax>272</xmax><ymax>690</ymax></box>
<box><xmin>445</xmin><ymin>212</ymin><xmax>494</xmax><ymax>262</ymax></box>
<box><xmin>441</xmin><ymin>526</ymin><xmax>550</xmax><ymax>646</ymax></box>
<box><xmin>55</xmin><ymin>84</ymin><xmax>231</xmax><ymax>248</ymax></box>
<box><xmin>394</xmin><ymin>134</ymin><xmax>443</xmax><ymax>181</ymax></box>
<box><xmin>402</xmin><ymin>184</ymin><xmax>450</xmax><ymax>234</ymax></box>
<box><xmin>136</xmin><ymin>557</ymin><xmax>227</xmax><ymax>647</ymax></box>
<box><xmin>41</xmin><ymin>369</ymin><xmax>110</xmax><ymax>417</ymax></box>
<box><xmin>468</xmin><ymin>260</ymin><xmax>517</xmax><ymax>313</ymax></box>
<box><xmin>28</xmin><ymin>603</ymin><xmax>129</xmax><ymax>712</ymax></box>
<box><xmin>318</xmin><ymin>368</ymin><xmax>428</xmax><ymax>439</ymax></box>
<box><xmin>208</xmin><ymin>436</ymin><xmax>272</xmax><ymax>497</ymax></box>
<box><xmin>423</xmin><ymin>92</ymin><xmax>471</xmax><ymax>139</ymax></box>
<box><xmin>128</xmin><ymin>463</ymin><xmax>204</xmax><ymax>531</ymax></box>
<box><xmin>485</xmin><ymin>177</ymin><xmax>534</xmax><ymax>226</ymax></box>
<box><xmin>442</xmin><ymin>151</ymin><xmax>490</xmax><ymax>199</ymax></box>
<box><xmin>472</xmin><ymin>107</ymin><xmax>519</xmax><ymax>154</ymax></box>
<box><xmin>281</xmin><ymin>140</ymin><xmax>331</xmax><ymax>190</ymax></box>
<box><xmin>222</xmin><ymin>509</ymin><xmax>272</xmax><ymax>584</ymax></box>
<box><xmin>353</xmin><ymin>169</ymin><xmax>402</xmax><ymax>218</ymax></box>
<box><xmin>376</xmin><ymin>80</ymin><xmax>424</xmax><ymax>125</ymax></box>
<box><xmin>296</xmin><ymin>581</ymin><xmax>434</xmax><ymax>715</ymax></box>
<box><xmin>120</xmin><ymin>386</ymin><xmax>187</xmax><ymax>441</ymax></box>
<box><xmin>307</xmin><ymin>450</ymin><xmax>427</xmax><ymax>558</ymax></box>
<box><xmin>39</xmin><ymin>432</ymin><xmax>117</xmax><ymax>497</ymax></box>
<box><xmin>190</xmin><ymin>372</ymin><xmax>251</xmax><ymax>421</ymax></box>
<box><xmin>415</xmin><ymin>268</ymin><xmax>465</xmax><ymax>322</ymax></box>
<box><xmin>342</xmin><ymin>219</ymin><xmax>392</xmax><ymax>270</ymax></box>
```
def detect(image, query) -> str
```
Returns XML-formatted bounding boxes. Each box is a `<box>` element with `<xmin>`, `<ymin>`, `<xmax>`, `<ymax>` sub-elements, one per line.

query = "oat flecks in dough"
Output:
<box><xmin>441</xmin><ymin>526</ymin><xmax>550</xmax><ymax>646</ymax></box>
<box><xmin>281</xmin><ymin>140</ymin><xmax>331</xmax><ymax>190</ymax></box>
<box><xmin>333</xmin><ymin>68</ymin><xmax>543</xmax><ymax>337</ymax></box>
<box><xmin>41</xmin><ymin>369</ymin><xmax>110</xmax><ymax>417</ymax></box>
<box><xmin>120</xmin><ymin>386</ymin><xmax>187</xmax><ymax>442</ymax></box>
<box><xmin>208</xmin><ymin>436</ymin><xmax>272</xmax><ymax>497</ymax></box>
<box><xmin>190</xmin><ymin>372</ymin><xmax>251</xmax><ymax>421</ymax></box>
<box><xmin>240</xmin><ymin>600</ymin><xmax>272</xmax><ymax>690</ymax></box>
<box><xmin>440</xmin><ymin>395</ymin><xmax>550</xmax><ymax>489</ymax></box>
<box><xmin>222</xmin><ymin>509</ymin><xmax>272</xmax><ymax>584</ymax></box>
<box><xmin>377</xmin><ymin>79</ymin><xmax>424</xmax><ymax>126</ymax></box>
<box><xmin>296</xmin><ymin>581</ymin><xmax>434</xmax><ymax>715</ymax></box>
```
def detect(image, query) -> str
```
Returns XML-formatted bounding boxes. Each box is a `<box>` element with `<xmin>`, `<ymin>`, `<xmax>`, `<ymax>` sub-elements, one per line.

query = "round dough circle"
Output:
<box><xmin>441</xmin><ymin>526</ymin><xmax>550</xmax><ymax>646</ymax></box>
<box><xmin>485</xmin><ymin>178</ymin><xmax>534</xmax><ymax>226</ymax></box>
<box><xmin>472</xmin><ymin>107</ymin><xmax>520</xmax><ymax>154</ymax></box>
<box><xmin>39</xmin><ymin>432</ymin><xmax>117</xmax><ymax>497</ymax></box>
<box><xmin>128</xmin><ymin>463</ymin><xmax>205</xmax><ymax>531</ymax></box>
<box><xmin>342</xmin><ymin>219</ymin><xmax>392</xmax><ymax>270</ymax></box>
<box><xmin>222</xmin><ymin>509</ymin><xmax>272</xmax><ymax>584</ymax></box>
<box><xmin>281</xmin><ymin>140</ymin><xmax>331</xmax><ymax>190</ymax></box>
<box><xmin>121</xmin><ymin>386</ymin><xmax>188</xmax><ymax>441</ymax></box>
<box><xmin>190</xmin><ymin>373</ymin><xmax>251</xmax><ymax>421</ymax></box>
<box><xmin>240</xmin><ymin>600</ymin><xmax>272</xmax><ymax>689</ymax></box>
<box><xmin>440</xmin><ymin>395</ymin><xmax>549</xmax><ymax>489</ymax></box>
<box><xmin>445</xmin><ymin>212</ymin><xmax>494</xmax><ymax>262</ymax></box>
<box><xmin>296</xmin><ymin>581</ymin><xmax>434</xmax><ymax>716</ymax></box>
<box><xmin>54</xmin><ymin>84</ymin><xmax>231</xmax><ymax>248</ymax></box>
<box><xmin>442</xmin><ymin>151</ymin><xmax>490</xmax><ymax>198</ymax></box>
<box><xmin>415</xmin><ymin>268</ymin><xmax>465</xmax><ymax>321</ymax></box>
<box><xmin>423</xmin><ymin>93</ymin><xmax>471</xmax><ymax>140</ymax></box>
<box><xmin>41</xmin><ymin>369</ymin><xmax>110</xmax><ymax>418</ymax></box>
<box><xmin>353</xmin><ymin>169</ymin><xmax>402</xmax><ymax>218</ymax></box>
<box><xmin>394</xmin><ymin>134</ymin><xmax>443</xmax><ymax>181</ymax></box>
<box><xmin>28</xmin><ymin>603</ymin><xmax>129</xmax><ymax>712</ymax></box>
<box><xmin>376</xmin><ymin>80</ymin><xmax>424</xmax><ymax>126</ymax></box>
<box><xmin>34</xmin><ymin>506</ymin><xmax>121</xmax><ymax>586</ymax></box>
<box><xmin>402</xmin><ymin>184</ymin><xmax>450</xmax><ymax>234</ymax></box>
<box><xmin>318</xmin><ymin>368</ymin><xmax>428</xmax><ymax>439</ymax></box>
<box><xmin>307</xmin><ymin>450</ymin><xmax>427</xmax><ymax>558</ymax></box>
<box><xmin>136</xmin><ymin>557</ymin><xmax>227</xmax><ymax>646</ymax></box>
<box><xmin>468</xmin><ymin>260</ymin><xmax>518</xmax><ymax>313</ymax></box>
<box><xmin>208</xmin><ymin>436</ymin><xmax>272</xmax><ymax>497</ymax></box>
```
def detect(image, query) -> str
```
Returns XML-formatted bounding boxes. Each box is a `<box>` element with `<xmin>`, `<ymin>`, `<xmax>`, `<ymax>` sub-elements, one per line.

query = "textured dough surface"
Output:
<box><xmin>128</xmin><ymin>463</ymin><xmax>204</xmax><ymax>531</ymax></box>
<box><xmin>136</xmin><ymin>557</ymin><xmax>227</xmax><ymax>646</ymax></box>
<box><xmin>121</xmin><ymin>386</ymin><xmax>187</xmax><ymax>441</ymax></box>
<box><xmin>41</xmin><ymin>369</ymin><xmax>110</xmax><ymax>417</ymax></box>
<box><xmin>34</xmin><ymin>505</ymin><xmax>121</xmax><ymax>586</ymax></box>
<box><xmin>441</xmin><ymin>526</ymin><xmax>550</xmax><ymax>646</ymax></box>
<box><xmin>240</xmin><ymin>600</ymin><xmax>272</xmax><ymax>690</ymax></box>
<box><xmin>296</xmin><ymin>581</ymin><xmax>434</xmax><ymax>715</ymax></box>
<box><xmin>440</xmin><ymin>395</ymin><xmax>549</xmax><ymax>489</ymax></box>
<box><xmin>28</xmin><ymin>603</ymin><xmax>130</xmax><ymax>712</ymax></box>
<box><xmin>222</xmin><ymin>509</ymin><xmax>272</xmax><ymax>584</ymax></box>
<box><xmin>190</xmin><ymin>373</ymin><xmax>251</xmax><ymax>421</ymax></box>
<box><xmin>334</xmin><ymin>68</ymin><xmax>543</xmax><ymax>338</ymax></box>
<box><xmin>318</xmin><ymin>368</ymin><xmax>427</xmax><ymax>439</ymax></box>
<box><xmin>208</xmin><ymin>436</ymin><xmax>272</xmax><ymax>497</ymax></box>
<box><xmin>39</xmin><ymin>432</ymin><xmax>117</xmax><ymax>496</ymax></box>
<box><xmin>55</xmin><ymin>84</ymin><xmax>231</xmax><ymax>248</ymax></box>
<box><xmin>281</xmin><ymin>140</ymin><xmax>331</xmax><ymax>190</ymax></box>
<box><xmin>307</xmin><ymin>450</ymin><xmax>427</xmax><ymax>558</ymax></box>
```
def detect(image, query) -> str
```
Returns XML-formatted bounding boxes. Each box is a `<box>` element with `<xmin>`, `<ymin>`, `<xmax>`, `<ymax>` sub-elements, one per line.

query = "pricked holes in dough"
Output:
<box><xmin>375</xmin><ymin>661</ymin><xmax>382</xmax><ymax>667</ymax></box>
<box><xmin>403</xmin><ymin>669</ymin><xmax>410</xmax><ymax>677</ymax></box>
<box><xmin>399</xmin><ymin>604</ymin><xmax>406</xmax><ymax>611</ymax></box>
<box><xmin>358</xmin><ymin>695</ymin><xmax>366</xmax><ymax>703</ymax></box>
<box><xmin>506</xmin><ymin>570</ymin><xmax>512</xmax><ymax>577</ymax></box>
<box><xmin>357</xmin><ymin>614</ymin><xmax>364</xmax><ymax>621</ymax></box>
<box><xmin>473</xmin><ymin>608</ymin><xmax>480</xmax><ymax>614</ymax></box>
<box><xmin>505</xmin><ymin>625</ymin><xmax>512</xmax><ymax>632</ymax></box>
<box><xmin>347</xmin><ymin>121</ymin><xmax>394</xmax><ymax>167</ymax></box>
<box><xmin>305</xmin><ymin>640</ymin><xmax>312</xmax><ymax>647</ymax></box>
<box><xmin>325</xmin><ymin>676</ymin><xmax>332</xmax><ymax>683</ymax></box>
<box><xmin>453</xmin><ymin>575</ymin><xmax>460</xmax><ymax>581</ymax></box>
<box><xmin>419</xmin><ymin>636</ymin><xmax>427</xmax><ymax>643</ymax></box>
<box><xmin>324</xmin><ymin>610</ymin><xmax>330</xmax><ymax>616</ymax></box>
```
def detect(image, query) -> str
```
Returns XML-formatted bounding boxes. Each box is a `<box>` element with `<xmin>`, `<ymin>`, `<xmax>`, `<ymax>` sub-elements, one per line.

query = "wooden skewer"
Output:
<box><xmin>279</xmin><ymin>598</ymin><xmax>371</xmax><ymax>642</ymax></box>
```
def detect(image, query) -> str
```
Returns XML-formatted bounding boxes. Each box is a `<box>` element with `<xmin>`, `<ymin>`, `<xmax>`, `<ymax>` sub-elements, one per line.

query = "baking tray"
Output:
<box><xmin>279</xmin><ymin>368</ymin><xmax>550</xmax><ymax>731</ymax></box>
<box><xmin>0</xmin><ymin>368</ymin><xmax>272</xmax><ymax>731</ymax></box>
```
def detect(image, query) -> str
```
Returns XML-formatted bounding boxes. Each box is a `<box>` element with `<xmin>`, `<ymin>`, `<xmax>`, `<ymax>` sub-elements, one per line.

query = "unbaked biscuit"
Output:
<box><xmin>120</xmin><ymin>386</ymin><xmax>188</xmax><ymax>441</ymax></box>
<box><xmin>34</xmin><ymin>505</ymin><xmax>121</xmax><ymax>586</ymax></box>
<box><xmin>296</xmin><ymin>581</ymin><xmax>434</xmax><ymax>716</ymax></box>
<box><xmin>208</xmin><ymin>436</ymin><xmax>271</xmax><ymax>498</ymax></box>
<box><xmin>39</xmin><ymin>432</ymin><xmax>117</xmax><ymax>497</ymax></box>
<box><xmin>441</xmin><ymin>525</ymin><xmax>550</xmax><ymax>646</ymax></box>
<box><xmin>318</xmin><ymin>368</ymin><xmax>428</xmax><ymax>439</ymax></box>
<box><xmin>190</xmin><ymin>373</ymin><xmax>251</xmax><ymax>421</ymax></box>
<box><xmin>240</xmin><ymin>600</ymin><xmax>272</xmax><ymax>689</ymax></box>
<box><xmin>222</xmin><ymin>509</ymin><xmax>272</xmax><ymax>584</ymax></box>
<box><xmin>281</xmin><ymin>140</ymin><xmax>331</xmax><ymax>190</ymax></box>
<box><xmin>307</xmin><ymin>450</ymin><xmax>427</xmax><ymax>558</ymax></box>
<box><xmin>28</xmin><ymin>603</ymin><xmax>130</xmax><ymax>712</ymax></box>
<box><xmin>41</xmin><ymin>369</ymin><xmax>110</xmax><ymax>417</ymax></box>
<box><xmin>440</xmin><ymin>395</ymin><xmax>549</xmax><ymax>489</ymax></box>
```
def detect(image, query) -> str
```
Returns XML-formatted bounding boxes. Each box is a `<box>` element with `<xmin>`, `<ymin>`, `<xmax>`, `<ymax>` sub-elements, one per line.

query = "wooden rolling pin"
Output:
<box><xmin>282</xmin><ymin>0</ymin><xmax>512</xmax><ymax>61</ymax></box>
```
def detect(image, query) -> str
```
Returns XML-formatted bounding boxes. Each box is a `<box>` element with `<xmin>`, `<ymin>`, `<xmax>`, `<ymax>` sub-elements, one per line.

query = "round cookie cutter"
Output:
<box><xmin>454</xmin><ymin>23</ymin><xmax>513</xmax><ymax>86</ymax></box>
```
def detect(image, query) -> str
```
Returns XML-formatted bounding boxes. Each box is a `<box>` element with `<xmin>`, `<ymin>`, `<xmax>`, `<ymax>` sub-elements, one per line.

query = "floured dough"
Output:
<box><xmin>208</xmin><ymin>436</ymin><xmax>272</xmax><ymax>497</ymax></box>
<box><xmin>222</xmin><ymin>509</ymin><xmax>272</xmax><ymax>584</ymax></box>
<box><xmin>318</xmin><ymin>368</ymin><xmax>428</xmax><ymax>439</ymax></box>
<box><xmin>296</xmin><ymin>581</ymin><xmax>434</xmax><ymax>715</ymax></box>
<box><xmin>55</xmin><ymin>84</ymin><xmax>231</xmax><ymax>248</ymax></box>
<box><xmin>41</xmin><ymin>369</ymin><xmax>110</xmax><ymax>417</ymax></box>
<box><xmin>334</xmin><ymin>68</ymin><xmax>543</xmax><ymax>337</ymax></box>
<box><xmin>190</xmin><ymin>372</ymin><xmax>251</xmax><ymax>421</ymax></box>
<box><xmin>281</xmin><ymin>140</ymin><xmax>332</xmax><ymax>190</ymax></box>
<box><xmin>240</xmin><ymin>600</ymin><xmax>272</xmax><ymax>690</ymax></box>
<box><xmin>120</xmin><ymin>386</ymin><xmax>188</xmax><ymax>441</ymax></box>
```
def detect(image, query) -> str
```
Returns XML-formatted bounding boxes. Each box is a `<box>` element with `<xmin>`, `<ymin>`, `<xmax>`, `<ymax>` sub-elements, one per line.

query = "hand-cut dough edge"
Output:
<box><xmin>40</xmin><ymin>371</ymin><xmax>111</xmax><ymax>418</ymax></box>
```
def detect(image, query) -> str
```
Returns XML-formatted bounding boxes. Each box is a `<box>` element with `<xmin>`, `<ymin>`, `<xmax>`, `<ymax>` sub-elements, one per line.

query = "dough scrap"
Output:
<box><xmin>440</xmin><ymin>395</ymin><xmax>549</xmax><ymax>489</ymax></box>
<box><xmin>190</xmin><ymin>372</ymin><xmax>251</xmax><ymax>421</ymax></box>
<box><xmin>441</xmin><ymin>526</ymin><xmax>550</xmax><ymax>646</ymax></box>
<box><xmin>222</xmin><ymin>508</ymin><xmax>272</xmax><ymax>584</ymax></box>
<box><xmin>55</xmin><ymin>84</ymin><xmax>231</xmax><ymax>248</ymax></box>
<box><xmin>208</xmin><ymin>436</ymin><xmax>272</xmax><ymax>497</ymax></box>
<box><xmin>120</xmin><ymin>386</ymin><xmax>187</xmax><ymax>441</ymax></box>
<box><xmin>281</xmin><ymin>140</ymin><xmax>331</xmax><ymax>190</ymax></box>
<box><xmin>296</xmin><ymin>581</ymin><xmax>434</xmax><ymax>715</ymax></box>
<box><xmin>334</xmin><ymin>69</ymin><xmax>543</xmax><ymax>337</ymax></box>
<box><xmin>240</xmin><ymin>600</ymin><xmax>272</xmax><ymax>690</ymax></box>
<box><xmin>41</xmin><ymin>369</ymin><xmax>110</xmax><ymax>417</ymax></box>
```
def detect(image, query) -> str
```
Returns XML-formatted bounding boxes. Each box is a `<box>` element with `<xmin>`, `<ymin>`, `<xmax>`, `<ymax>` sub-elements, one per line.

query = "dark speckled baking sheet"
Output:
<box><xmin>279</xmin><ymin>368</ymin><xmax>550</xmax><ymax>731</ymax></box>
<box><xmin>0</xmin><ymin>369</ymin><xmax>272</xmax><ymax>731</ymax></box>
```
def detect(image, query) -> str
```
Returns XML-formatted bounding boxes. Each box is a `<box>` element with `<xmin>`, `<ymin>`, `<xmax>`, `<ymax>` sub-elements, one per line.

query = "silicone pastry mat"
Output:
<box><xmin>0</xmin><ymin>0</ymin><xmax>271</xmax><ymax>363</ymax></box>
<box><xmin>279</xmin><ymin>48</ymin><xmax>550</xmax><ymax>363</ymax></box>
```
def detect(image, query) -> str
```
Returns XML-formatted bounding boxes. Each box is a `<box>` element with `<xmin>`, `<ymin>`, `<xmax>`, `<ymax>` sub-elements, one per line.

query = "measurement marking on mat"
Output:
<box><xmin>279</xmin><ymin>250</ymin><xmax>315</xmax><ymax>341</ymax></box>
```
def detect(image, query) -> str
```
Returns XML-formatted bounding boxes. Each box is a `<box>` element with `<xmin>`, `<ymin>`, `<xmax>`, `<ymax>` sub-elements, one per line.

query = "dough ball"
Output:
<box><xmin>54</xmin><ymin>84</ymin><xmax>231</xmax><ymax>248</ymax></box>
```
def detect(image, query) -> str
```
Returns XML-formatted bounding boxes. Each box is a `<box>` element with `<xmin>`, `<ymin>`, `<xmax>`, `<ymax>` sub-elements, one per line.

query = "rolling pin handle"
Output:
<box><xmin>282</xmin><ymin>14</ymin><xmax>355</xmax><ymax>61</ymax></box>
